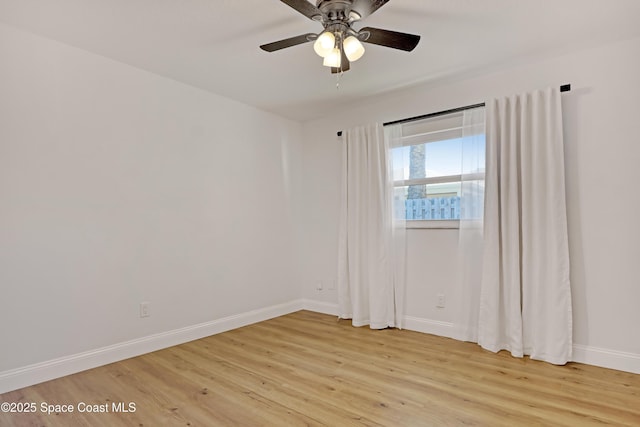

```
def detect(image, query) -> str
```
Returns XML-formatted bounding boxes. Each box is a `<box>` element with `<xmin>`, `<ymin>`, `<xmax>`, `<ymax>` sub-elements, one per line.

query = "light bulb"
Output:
<box><xmin>313</xmin><ymin>31</ymin><xmax>335</xmax><ymax>58</ymax></box>
<box><xmin>343</xmin><ymin>36</ymin><xmax>365</xmax><ymax>62</ymax></box>
<box><xmin>323</xmin><ymin>48</ymin><xmax>342</xmax><ymax>68</ymax></box>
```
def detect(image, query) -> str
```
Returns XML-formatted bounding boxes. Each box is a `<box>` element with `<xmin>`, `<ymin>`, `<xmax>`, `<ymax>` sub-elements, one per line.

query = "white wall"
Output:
<box><xmin>300</xmin><ymin>35</ymin><xmax>640</xmax><ymax>371</ymax></box>
<box><xmin>0</xmin><ymin>23</ymin><xmax>304</xmax><ymax>376</ymax></box>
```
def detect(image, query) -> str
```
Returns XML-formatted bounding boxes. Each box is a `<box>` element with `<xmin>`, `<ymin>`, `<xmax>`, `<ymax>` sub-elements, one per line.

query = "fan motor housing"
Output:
<box><xmin>316</xmin><ymin>0</ymin><xmax>353</xmax><ymax>22</ymax></box>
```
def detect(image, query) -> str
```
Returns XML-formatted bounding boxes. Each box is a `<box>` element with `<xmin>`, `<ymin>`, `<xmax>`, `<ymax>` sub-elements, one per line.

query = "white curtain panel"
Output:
<box><xmin>480</xmin><ymin>87</ymin><xmax>572</xmax><ymax>364</ymax></box>
<box><xmin>385</xmin><ymin>124</ymin><xmax>407</xmax><ymax>329</ymax></box>
<box><xmin>338</xmin><ymin>123</ymin><xmax>406</xmax><ymax>329</ymax></box>
<box><xmin>454</xmin><ymin>107</ymin><xmax>486</xmax><ymax>342</ymax></box>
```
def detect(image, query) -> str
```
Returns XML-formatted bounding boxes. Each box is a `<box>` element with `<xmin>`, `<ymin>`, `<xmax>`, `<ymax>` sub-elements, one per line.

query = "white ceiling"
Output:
<box><xmin>1</xmin><ymin>0</ymin><xmax>639</xmax><ymax>122</ymax></box>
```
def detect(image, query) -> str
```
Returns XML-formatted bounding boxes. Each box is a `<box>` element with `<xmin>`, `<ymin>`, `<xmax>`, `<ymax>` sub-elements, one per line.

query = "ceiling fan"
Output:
<box><xmin>260</xmin><ymin>0</ymin><xmax>421</xmax><ymax>73</ymax></box>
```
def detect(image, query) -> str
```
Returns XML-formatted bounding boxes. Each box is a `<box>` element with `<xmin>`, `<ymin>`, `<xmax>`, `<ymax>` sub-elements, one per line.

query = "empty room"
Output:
<box><xmin>1</xmin><ymin>0</ymin><xmax>639</xmax><ymax>425</ymax></box>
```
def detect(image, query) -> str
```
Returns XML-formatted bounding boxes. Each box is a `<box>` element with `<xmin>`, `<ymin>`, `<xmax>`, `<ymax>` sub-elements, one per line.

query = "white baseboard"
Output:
<box><xmin>572</xmin><ymin>344</ymin><xmax>640</xmax><ymax>374</ymax></box>
<box><xmin>0</xmin><ymin>300</ymin><xmax>305</xmax><ymax>394</ymax></box>
<box><xmin>301</xmin><ymin>299</ymin><xmax>339</xmax><ymax>316</ymax></box>
<box><xmin>402</xmin><ymin>315</ymin><xmax>457</xmax><ymax>339</ymax></box>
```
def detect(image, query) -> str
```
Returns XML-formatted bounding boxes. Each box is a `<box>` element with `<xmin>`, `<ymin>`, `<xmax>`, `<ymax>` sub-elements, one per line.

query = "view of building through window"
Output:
<box><xmin>391</xmin><ymin>111</ymin><xmax>485</xmax><ymax>221</ymax></box>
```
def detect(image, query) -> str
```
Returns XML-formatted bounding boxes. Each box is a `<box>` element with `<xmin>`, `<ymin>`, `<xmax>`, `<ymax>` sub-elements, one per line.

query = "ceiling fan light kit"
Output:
<box><xmin>261</xmin><ymin>0</ymin><xmax>420</xmax><ymax>74</ymax></box>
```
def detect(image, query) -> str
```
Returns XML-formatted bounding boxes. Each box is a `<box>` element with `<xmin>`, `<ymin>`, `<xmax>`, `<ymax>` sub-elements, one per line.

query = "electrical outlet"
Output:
<box><xmin>140</xmin><ymin>302</ymin><xmax>150</xmax><ymax>318</ymax></box>
<box><xmin>436</xmin><ymin>294</ymin><xmax>446</xmax><ymax>308</ymax></box>
<box><xmin>316</xmin><ymin>280</ymin><xmax>323</xmax><ymax>291</ymax></box>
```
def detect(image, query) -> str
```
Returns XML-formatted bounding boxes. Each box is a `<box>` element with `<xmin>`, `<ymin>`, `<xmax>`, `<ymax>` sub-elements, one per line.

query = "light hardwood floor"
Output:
<box><xmin>1</xmin><ymin>310</ymin><xmax>639</xmax><ymax>426</ymax></box>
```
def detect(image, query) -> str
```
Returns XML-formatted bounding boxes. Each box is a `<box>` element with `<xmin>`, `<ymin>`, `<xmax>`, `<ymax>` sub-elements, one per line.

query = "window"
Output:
<box><xmin>390</xmin><ymin>108</ymin><xmax>485</xmax><ymax>228</ymax></box>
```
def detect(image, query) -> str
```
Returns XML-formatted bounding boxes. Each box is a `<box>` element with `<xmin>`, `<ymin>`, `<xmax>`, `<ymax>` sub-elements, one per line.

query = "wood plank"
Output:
<box><xmin>1</xmin><ymin>310</ymin><xmax>638</xmax><ymax>426</ymax></box>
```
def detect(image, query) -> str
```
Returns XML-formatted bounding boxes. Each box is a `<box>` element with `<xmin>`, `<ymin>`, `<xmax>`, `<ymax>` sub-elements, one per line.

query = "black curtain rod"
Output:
<box><xmin>337</xmin><ymin>84</ymin><xmax>571</xmax><ymax>137</ymax></box>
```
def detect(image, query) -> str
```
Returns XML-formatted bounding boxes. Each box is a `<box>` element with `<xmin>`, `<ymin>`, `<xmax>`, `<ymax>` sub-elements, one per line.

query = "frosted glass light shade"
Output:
<box><xmin>323</xmin><ymin>48</ymin><xmax>342</xmax><ymax>68</ymax></box>
<box><xmin>313</xmin><ymin>31</ymin><xmax>335</xmax><ymax>58</ymax></box>
<box><xmin>343</xmin><ymin>36</ymin><xmax>365</xmax><ymax>62</ymax></box>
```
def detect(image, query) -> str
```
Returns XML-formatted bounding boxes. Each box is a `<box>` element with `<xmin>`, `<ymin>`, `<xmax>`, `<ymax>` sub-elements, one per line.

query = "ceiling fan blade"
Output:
<box><xmin>280</xmin><ymin>0</ymin><xmax>323</xmax><ymax>21</ymax></box>
<box><xmin>351</xmin><ymin>0</ymin><xmax>390</xmax><ymax>19</ymax></box>
<box><xmin>331</xmin><ymin>48</ymin><xmax>350</xmax><ymax>74</ymax></box>
<box><xmin>260</xmin><ymin>33</ymin><xmax>317</xmax><ymax>52</ymax></box>
<box><xmin>359</xmin><ymin>27</ymin><xmax>420</xmax><ymax>51</ymax></box>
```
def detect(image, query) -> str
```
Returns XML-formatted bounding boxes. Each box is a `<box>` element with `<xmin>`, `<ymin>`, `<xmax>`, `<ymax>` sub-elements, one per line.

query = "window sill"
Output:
<box><xmin>405</xmin><ymin>220</ymin><xmax>459</xmax><ymax>229</ymax></box>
